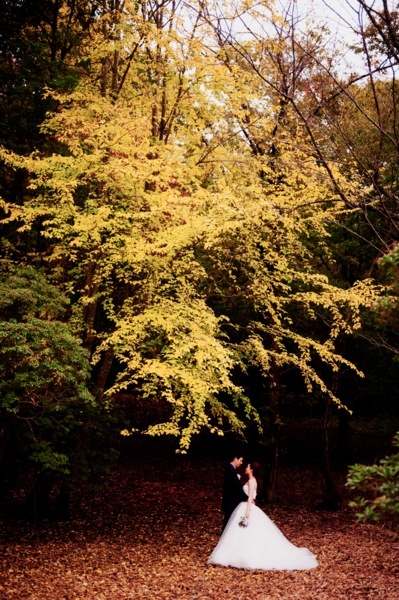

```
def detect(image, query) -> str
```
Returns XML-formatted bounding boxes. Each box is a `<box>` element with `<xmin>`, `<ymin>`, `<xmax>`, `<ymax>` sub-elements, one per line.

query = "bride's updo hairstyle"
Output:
<box><xmin>250</xmin><ymin>462</ymin><xmax>261</xmax><ymax>478</ymax></box>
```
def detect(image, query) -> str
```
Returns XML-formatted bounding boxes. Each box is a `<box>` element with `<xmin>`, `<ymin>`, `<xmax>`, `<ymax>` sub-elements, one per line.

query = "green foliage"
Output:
<box><xmin>0</xmin><ymin>266</ymin><xmax>117</xmax><ymax>485</ymax></box>
<box><xmin>0</xmin><ymin>0</ymin><xmax>91</xmax><ymax>154</ymax></box>
<box><xmin>347</xmin><ymin>433</ymin><xmax>399</xmax><ymax>528</ymax></box>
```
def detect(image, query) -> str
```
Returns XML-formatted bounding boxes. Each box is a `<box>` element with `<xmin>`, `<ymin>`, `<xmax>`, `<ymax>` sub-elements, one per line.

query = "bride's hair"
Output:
<box><xmin>250</xmin><ymin>462</ymin><xmax>261</xmax><ymax>477</ymax></box>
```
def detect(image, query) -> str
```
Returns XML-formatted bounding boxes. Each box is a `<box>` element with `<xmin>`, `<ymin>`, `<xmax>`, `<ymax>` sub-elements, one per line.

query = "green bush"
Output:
<box><xmin>347</xmin><ymin>433</ymin><xmax>399</xmax><ymax>528</ymax></box>
<box><xmin>0</xmin><ymin>266</ymin><xmax>119</xmax><ymax>501</ymax></box>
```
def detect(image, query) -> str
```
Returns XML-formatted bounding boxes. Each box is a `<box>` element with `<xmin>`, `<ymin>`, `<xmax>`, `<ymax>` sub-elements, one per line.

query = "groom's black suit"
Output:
<box><xmin>221</xmin><ymin>463</ymin><xmax>248</xmax><ymax>532</ymax></box>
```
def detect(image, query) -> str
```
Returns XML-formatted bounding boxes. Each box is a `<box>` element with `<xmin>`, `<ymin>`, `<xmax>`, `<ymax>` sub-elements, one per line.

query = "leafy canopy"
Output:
<box><xmin>0</xmin><ymin>0</ymin><xmax>381</xmax><ymax>451</ymax></box>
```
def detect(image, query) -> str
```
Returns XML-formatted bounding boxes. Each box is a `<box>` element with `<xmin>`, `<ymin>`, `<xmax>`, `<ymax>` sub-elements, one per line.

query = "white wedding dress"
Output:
<box><xmin>208</xmin><ymin>484</ymin><xmax>318</xmax><ymax>570</ymax></box>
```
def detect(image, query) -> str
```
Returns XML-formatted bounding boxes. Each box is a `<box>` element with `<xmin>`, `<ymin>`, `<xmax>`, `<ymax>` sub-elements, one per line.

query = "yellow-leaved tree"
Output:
<box><xmin>0</xmin><ymin>0</ymin><xmax>379</xmax><ymax>463</ymax></box>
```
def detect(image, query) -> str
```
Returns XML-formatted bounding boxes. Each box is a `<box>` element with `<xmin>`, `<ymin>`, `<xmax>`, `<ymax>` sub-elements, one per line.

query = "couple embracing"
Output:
<box><xmin>208</xmin><ymin>453</ymin><xmax>318</xmax><ymax>571</ymax></box>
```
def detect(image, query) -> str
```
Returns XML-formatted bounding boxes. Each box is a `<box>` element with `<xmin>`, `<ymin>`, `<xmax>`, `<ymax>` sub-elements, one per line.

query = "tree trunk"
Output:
<box><xmin>320</xmin><ymin>370</ymin><xmax>341</xmax><ymax>510</ymax></box>
<box><xmin>54</xmin><ymin>484</ymin><xmax>71</xmax><ymax>522</ymax></box>
<box><xmin>95</xmin><ymin>347</ymin><xmax>115</xmax><ymax>396</ymax></box>
<box><xmin>111</xmin><ymin>0</ymin><xmax>121</xmax><ymax>93</ymax></box>
<box><xmin>260</xmin><ymin>348</ymin><xmax>281</xmax><ymax>505</ymax></box>
<box><xmin>267</xmin><ymin>360</ymin><xmax>281</xmax><ymax>504</ymax></box>
<box><xmin>101</xmin><ymin>20</ymin><xmax>109</xmax><ymax>97</ymax></box>
<box><xmin>337</xmin><ymin>407</ymin><xmax>350</xmax><ymax>463</ymax></box>
<box><xmin>50</xmin><ymin>0</ymin><xmax>59</xmax><ymax>61</ymax></box>
<box><xmin>0</xmin><ymin>422</ymin><xmax>5</xmax><ymax>465</ymax></box>
<box><xmin>82</xmin><ymin>261</ymin><xmax>100</xmax><ymax>354</ymax></box>
<box><xmin>25</xmin><ymin>472</ymin><xmax>54</xmax><ymax>523</ymax></box>
<box><xmin>83</xmin><ymin>284</ymin><xmax>99</xmax><ymax>354</ymax></box>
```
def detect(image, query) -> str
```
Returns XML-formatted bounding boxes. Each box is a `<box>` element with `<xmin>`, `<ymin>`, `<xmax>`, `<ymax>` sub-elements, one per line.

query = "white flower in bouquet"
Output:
<box><xmin>239</xmin><ymin>516</ymin><xmax>249</xmax><ymax>528</ymax></box>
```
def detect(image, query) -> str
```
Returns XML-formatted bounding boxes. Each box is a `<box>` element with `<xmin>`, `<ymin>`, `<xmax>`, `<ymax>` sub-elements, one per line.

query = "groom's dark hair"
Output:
<box><xmin>230</xmin><ymin>448</ymin><xmax>244</xmax><ymax>461</ymax></box>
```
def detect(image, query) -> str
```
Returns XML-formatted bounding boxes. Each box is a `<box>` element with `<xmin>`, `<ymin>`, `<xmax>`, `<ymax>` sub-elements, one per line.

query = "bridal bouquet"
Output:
<box><xmin>238</xmin><ymin>516</ymin><xmax>249</xmax><ymax>528</ymax></box>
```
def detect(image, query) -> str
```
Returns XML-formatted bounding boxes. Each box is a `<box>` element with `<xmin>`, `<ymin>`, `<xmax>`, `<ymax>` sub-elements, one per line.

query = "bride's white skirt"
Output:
<box><xmin>208</xmin><ymin>503</ymin><xmax>318</xmax><ymax>571</ymax></box>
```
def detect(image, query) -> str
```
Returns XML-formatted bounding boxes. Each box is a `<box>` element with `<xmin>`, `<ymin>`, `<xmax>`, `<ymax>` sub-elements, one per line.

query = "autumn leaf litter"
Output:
<box><xmin>0</xmin><ymin>458</ymin><xmax>398</xmax><ymax>599</ymax></box>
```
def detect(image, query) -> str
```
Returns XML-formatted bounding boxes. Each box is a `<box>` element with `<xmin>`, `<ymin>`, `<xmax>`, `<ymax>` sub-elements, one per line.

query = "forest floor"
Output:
<box><xmin>1</xmin><ymin>434</ymin><xmax>399</xmax><ymax>600</ymax></box>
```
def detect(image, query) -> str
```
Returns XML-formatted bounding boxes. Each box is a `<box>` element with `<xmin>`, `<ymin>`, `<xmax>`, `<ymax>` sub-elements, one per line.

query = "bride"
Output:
<box><xmin>208</xmin><ymin>462</ymin><xmax>318</xmax><ymax>570</ymax></box>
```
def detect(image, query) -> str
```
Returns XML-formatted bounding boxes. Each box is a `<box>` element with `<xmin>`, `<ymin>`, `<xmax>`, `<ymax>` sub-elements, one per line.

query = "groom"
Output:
<box><xmin>221</xmin><ymin>454</ymin><xmax>249</xmax><ymax>532</ymax></box>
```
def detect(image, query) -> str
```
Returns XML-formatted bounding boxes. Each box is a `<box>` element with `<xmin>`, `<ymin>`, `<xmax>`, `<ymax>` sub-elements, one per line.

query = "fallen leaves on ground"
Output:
<box><xmin>0</xmin><ymin>456</ymin><xmax>398</xmax><ymax>599</ymax></box>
